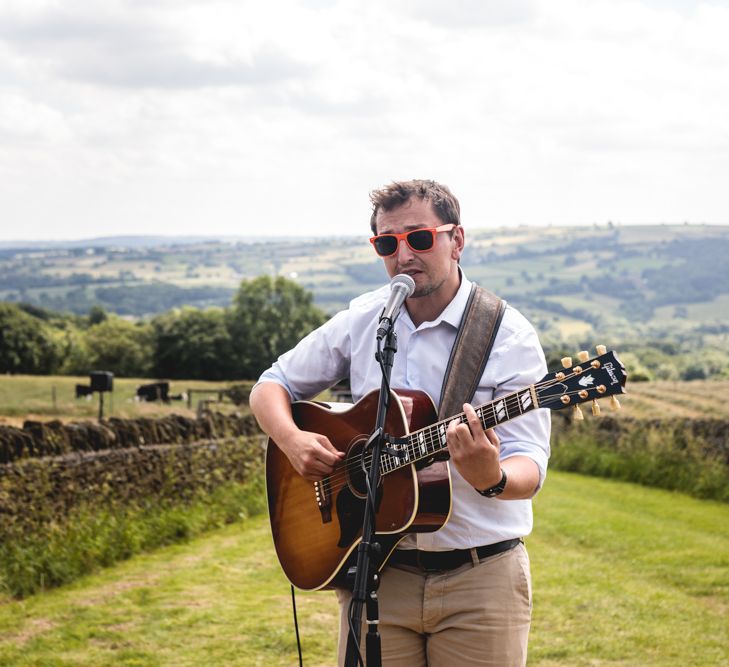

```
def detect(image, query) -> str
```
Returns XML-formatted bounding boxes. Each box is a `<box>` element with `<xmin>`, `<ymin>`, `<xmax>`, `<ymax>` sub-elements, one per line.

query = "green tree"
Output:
<box><xmin>88</xmin><ymin>305</ymin><xmax>108</xmax><ymax>325</ymax></box>
<box><xmin>85</xmin><ymin>317</ymin><xmax>153</xmax><ymax>377</ymax></box>
<box><xmin>0</xmin><ymin>303</ymin><xmax>62</xmax><ymax>374</ymax></box>
<box><xmin>58</xmin><ymin>325</ymin><xmax>92</xmax><ymax>375</ymax></box>
<box><xmin>227</xmin><ymin>276</ymin><xmax>327</xmax><ymax>379</ymax></box>
<box><xmin>152</xmin><ymin>307</ymin><xmax>233</xmax><ymax>380</ymax></box>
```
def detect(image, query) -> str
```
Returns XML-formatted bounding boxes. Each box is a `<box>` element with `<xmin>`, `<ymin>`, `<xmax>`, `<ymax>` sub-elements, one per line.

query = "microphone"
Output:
<box><xmin>377</xmin><ymin>274</ymin><xmax>416</xmax><ymax>339</ymax></box>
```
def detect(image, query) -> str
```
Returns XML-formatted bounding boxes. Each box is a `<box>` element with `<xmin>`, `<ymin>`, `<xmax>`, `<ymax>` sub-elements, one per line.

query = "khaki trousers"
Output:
<box><xmin>336</xmin><ymin>543</ymin><xmax>532</xmax><ymax>667</ymax></box>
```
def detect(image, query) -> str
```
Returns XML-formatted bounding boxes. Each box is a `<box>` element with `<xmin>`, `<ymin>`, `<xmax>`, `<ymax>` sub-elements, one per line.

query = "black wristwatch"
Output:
<box><xmin>476</xmin><ymin>468</ymin><xmax>507</xmax><ymax>498</ymax></box>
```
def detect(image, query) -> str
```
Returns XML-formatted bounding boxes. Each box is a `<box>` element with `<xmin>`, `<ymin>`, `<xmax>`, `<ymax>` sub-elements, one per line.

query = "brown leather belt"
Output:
<box><xmin>389</xmin><ymin>538</ymin><xmax>522</xmax><ymax>572</ymax></box>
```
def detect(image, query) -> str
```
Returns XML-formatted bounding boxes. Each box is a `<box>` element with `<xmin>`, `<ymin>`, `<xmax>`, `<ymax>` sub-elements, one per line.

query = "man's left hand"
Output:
<box><xmin>447</xmin><ymin>403</ymin><xmax>503</xmax><ymax>491</ymax></box>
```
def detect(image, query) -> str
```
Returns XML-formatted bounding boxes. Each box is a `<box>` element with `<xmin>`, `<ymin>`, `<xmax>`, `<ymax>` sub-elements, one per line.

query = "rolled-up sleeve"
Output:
<box><xmin>256</xmin><ymin>308</ymin><xmax>352</xmax><ymax>401</ymax></box>
<box><xmin>482</xmin><ymin>320</ymin><xmax>551</xmax><ymax>492</ymax></box>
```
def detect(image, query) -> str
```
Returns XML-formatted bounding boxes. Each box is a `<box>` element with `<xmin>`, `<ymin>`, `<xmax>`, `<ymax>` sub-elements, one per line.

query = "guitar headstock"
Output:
<box><xmin>537</xmin><ymin>346</ymin><xmax>627</xmax><ymax>419</ymax></box>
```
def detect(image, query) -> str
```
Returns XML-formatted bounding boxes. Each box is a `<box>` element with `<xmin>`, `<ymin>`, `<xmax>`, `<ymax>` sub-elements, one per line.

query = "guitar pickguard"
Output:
<box><xmin>335</xmin><ymin>475</ymin><xmax>383</xmax><ymax>548</ymax></box>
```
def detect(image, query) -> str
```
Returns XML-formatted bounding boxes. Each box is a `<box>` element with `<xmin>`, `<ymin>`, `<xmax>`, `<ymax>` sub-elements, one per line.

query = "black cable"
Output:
<box><xmin>291</xmin><ymin>584</ymin><xmax>303</xmax><ymax>667</ymax></box>
<box><xmin>347</xmin><ymin>597</ymin><xmax>365</xmax><ymax>667</ymax></box>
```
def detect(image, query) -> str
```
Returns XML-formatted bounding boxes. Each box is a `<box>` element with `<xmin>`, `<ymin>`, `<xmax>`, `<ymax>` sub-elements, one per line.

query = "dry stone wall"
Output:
<box><xmin>0</xmin><ymin>412</ymin><xmax>259</xmax><ymax>464</ymax></box>
<box><xmin>0</xmin><ymin>413</ymin><xmax>266</xmax><ymax>538</ymax></box>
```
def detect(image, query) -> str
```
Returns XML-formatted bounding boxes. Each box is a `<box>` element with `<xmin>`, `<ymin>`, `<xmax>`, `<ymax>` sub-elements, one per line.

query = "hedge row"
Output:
<box><xmin>550</xmin><ymin>415</ymin><xmax>729</xmax><ymax>502</ymax></box>
<box><xmin>0</xmin><ymin>412</ymin><xmax>260</xmax><ymax>463</ymax></box>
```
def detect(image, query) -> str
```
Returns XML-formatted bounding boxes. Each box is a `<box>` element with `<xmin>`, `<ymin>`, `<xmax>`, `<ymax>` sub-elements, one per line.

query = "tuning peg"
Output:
<box><xmin>610</xmin><ymin>395</ymin><xmax>621</xmax><ymax>410</ymax></box>
<box><xmin>561</xmin><ymin>356</ymin><xmax>572</xmax><ymax>368</ymax></box>
<box><xmin>596</xmin><ymin>345</ymin><xmax>607</xmax><ymax>355</ymax></box>
<box><xmin>577</xmin><ymin>350</ymin><xmax>589</xmax><ymax>362</ymax></box>
<box><xmin>592</xmin><ymin>399</ymin><xmax>601</xmax><ymax>416</ymax></box>
<box><xmin>573</xmin><ymin>405</ymin><xmax>584</xmax><ymax>421</ymax></box>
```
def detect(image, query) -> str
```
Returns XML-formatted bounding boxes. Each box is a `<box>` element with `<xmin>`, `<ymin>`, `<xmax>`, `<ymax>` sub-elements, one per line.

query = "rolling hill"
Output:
<box><xmin>1</xmin><ymin>224</ymin><xmax>728</xmax><ymax>352</ymax></box>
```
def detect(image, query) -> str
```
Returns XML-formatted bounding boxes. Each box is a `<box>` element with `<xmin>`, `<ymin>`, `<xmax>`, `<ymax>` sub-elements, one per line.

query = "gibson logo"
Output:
<box><xmin>604</xmin><ymin>361</ymin><xmax>619</xmax><ymax>385</ymax></box>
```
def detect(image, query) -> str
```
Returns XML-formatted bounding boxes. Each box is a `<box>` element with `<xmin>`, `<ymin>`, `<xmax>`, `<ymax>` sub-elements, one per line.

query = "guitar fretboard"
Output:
<box><xmin>379</xmin><ymin>386</ymin><xmax>538</xmax><ymax>475</ymax></box>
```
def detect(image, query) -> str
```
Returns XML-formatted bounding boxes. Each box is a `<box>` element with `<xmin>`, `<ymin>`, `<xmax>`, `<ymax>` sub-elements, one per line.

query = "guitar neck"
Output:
<box><xmin>380</xmin><ymin>386</ymin><xmax>538</xmax><ymax>475</ymax></box>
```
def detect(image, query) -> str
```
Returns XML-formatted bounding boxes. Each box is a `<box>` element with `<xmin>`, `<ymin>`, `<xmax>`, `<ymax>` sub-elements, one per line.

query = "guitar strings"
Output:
<box><xmin>316</xmin><ymin>386</ymin><xmax>529</xmax><ymax>492</ymax></box>
<box><xmin>290</xmin><ymin>368</ymin><xmax>608</xmax><ymax>504</ymax></box>
<box><xmin>317</xmin><ymin>391</ymin><xmax>589</xmax><ymax>500</ymax></box>
<box><xmin>328</xmin><ymin>393</ymin><xmax>591</xmax><ymax>511</ymax></box>
<box><xmin>313</xmin><ymin>372</ymin><xmax>601</xmax><ymax>495</ymax></box>
<box><xmin>280</xmin><ymin>382</ymin><xmax>598</xmax><ymax>512</ymax></box>
<box><xmin>322</xmin><ymin>369</ymin><xmax>590</xmax><ymax>483</ymax></box>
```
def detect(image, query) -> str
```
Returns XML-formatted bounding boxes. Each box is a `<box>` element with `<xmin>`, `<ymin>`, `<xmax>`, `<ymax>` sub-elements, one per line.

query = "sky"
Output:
<box><xmin>1</xmin><ymin>0</ymin><xmax>728</xmax><ymax>241</ymax></box>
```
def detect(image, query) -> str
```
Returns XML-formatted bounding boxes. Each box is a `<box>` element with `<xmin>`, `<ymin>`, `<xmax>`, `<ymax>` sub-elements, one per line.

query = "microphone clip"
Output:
<box><xmin>376</xmin><ymin>316</ymin><xmax>397</xmax><ymax>341</ymax></box>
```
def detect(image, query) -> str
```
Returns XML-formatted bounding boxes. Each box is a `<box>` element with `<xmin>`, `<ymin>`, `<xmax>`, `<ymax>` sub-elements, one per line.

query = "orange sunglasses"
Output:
<box><xmin>369</xmin><ymin>224</ymin><xmax>455</xmax><ymax>257</ymax></box>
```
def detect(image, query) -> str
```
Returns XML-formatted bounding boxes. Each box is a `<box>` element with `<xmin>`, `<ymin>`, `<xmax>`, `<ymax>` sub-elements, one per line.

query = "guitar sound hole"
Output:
<box><xmin>345</xmin><ymin>438</ymin><xmax>378</xmax><ymax>499</ymax></box>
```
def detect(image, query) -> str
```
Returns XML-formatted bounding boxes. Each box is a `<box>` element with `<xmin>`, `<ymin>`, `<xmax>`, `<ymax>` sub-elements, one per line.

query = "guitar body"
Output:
<box><xmin>266</xmin><ymin>389</ymin><xmax>451</xmax><ymax>591</ymax></box>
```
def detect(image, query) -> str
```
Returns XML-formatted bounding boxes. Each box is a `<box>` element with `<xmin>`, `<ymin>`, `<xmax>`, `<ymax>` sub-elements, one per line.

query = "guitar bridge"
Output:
<box><xmin>314</xmin><ymin>478</ymin><xmax>332</xmax><ymax>523</ymax></box>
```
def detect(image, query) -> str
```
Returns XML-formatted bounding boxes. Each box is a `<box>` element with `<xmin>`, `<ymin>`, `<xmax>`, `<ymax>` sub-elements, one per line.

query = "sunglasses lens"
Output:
<box><xmin>407</xmin><ymin>230</ymin><xmax>434</xmax><ymax>251</ymax></box>
<box><xmin>373</xmin><ymin>236</ymin><xmax>398</xmax><ymax>256</ymax></box>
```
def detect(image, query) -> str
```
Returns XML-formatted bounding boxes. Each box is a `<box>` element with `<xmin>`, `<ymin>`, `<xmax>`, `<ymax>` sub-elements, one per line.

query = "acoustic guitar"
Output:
<box><xmin>266</xmin><ymin>347</ymin><xmax>626</xmax><ymax>590</ymax></box>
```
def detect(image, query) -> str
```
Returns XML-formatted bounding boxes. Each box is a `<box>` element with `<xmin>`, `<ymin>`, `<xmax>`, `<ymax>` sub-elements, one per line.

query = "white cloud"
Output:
<box><xmin>0</xmin><ymin>0</ymin><xmax>727</xmax><ymax>240</ymax></box>
<box><xmin>0</xmin><ymin>3</ymin><xmax>312</xmax><ymax>88</ymax></box>
<box><xmin>396</xmin><ymin>0</ymin><xmax>536</xmax><ymax>28</ymax></box>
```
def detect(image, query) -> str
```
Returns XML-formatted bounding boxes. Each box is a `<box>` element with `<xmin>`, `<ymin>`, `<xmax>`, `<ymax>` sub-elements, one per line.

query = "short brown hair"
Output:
<box><xmin>369</xmin><ymin>179</ymin><xmax>461</xmax><ymax>234</ymax></box>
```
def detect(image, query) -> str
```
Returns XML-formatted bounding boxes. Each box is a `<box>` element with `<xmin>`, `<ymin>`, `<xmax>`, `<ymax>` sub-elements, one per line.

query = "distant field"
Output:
<box><xmin>3</xmin><ymin>225</ymin><xmax>729</xmax><ymax>339</ymax></box>
<box><xmin>653</xmin><ymin>293</ymin><xmax>729</xmax><ymax>324</ymax></box>
<box><xmin>619</xmin><ymin>380</ymin><xmax>729</xmax><ymax>419</ymax></box>
<box><xmin>0</xmin><ymin>375</ymin><xmax>235</xmax><ymax>425</ymax></box>
<box><xmin>2</xmin><ymin>375</ymin><xmax>727</xmax><ymax>425</ymax></box>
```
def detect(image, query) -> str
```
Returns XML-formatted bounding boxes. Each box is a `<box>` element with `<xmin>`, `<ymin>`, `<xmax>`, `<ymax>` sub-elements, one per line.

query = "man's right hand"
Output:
<box><xmin>249</xmin><ymin>382</ymin><xmax>345</xmax><ymax>481</ymax></box>
<box><xmin>278</xmin><ymin>429</ymin><xmax>345</xmax><ymax>482</ymax></box>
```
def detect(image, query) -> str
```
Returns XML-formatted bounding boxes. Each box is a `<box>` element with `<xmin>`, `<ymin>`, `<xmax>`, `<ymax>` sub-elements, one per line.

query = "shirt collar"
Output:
<box><xmin>439</xmin><ymin>268</ymin><xmax>473</xmax><ymax>329</ymax></box>
<box><xmin>405</xmin><ymin>268</ymin><xmax>473</xmax><ymax>331</ymax></box>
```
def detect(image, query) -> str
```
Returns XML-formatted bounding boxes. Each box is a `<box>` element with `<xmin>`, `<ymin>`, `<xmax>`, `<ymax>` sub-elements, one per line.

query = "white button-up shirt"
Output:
<box><xmin>257</xmin><ymin>273</ymin><xmax>551</xmax><ymax>550</ymax></box>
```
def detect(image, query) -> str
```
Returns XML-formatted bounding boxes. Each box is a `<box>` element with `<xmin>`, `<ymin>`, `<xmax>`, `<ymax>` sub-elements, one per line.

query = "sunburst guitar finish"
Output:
<box><xmin>266</xmin><ymin>389</ymin><xmax>451</xmax><ymax>591</ymax></box>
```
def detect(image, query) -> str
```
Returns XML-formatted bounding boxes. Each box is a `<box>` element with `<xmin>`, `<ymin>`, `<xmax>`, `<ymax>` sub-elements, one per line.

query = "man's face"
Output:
<box><xmin>374</xmin><ymin>198</ymin><xmax>464</xmax><ymax>299</ymax></box>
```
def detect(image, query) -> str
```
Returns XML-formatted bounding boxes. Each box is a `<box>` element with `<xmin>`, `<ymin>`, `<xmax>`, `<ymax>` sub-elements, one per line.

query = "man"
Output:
<box><xmin>249</xmin><ymin>179</ymin><xmax>550</xmax><ymax>666</ymax></box>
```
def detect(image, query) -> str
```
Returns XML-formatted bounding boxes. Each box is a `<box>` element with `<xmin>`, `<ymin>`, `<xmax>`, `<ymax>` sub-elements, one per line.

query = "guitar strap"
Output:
<box><xmin>437</xmin><ymin>283</ymin><xmax>506</xmax><ymax>420</ymax></box>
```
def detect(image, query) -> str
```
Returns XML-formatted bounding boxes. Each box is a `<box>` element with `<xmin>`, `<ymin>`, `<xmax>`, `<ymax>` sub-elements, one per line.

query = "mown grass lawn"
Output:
<box><xmin>1</xmin><ymin>471</ymin><xmax>727</xmax><ymax>666</ymax></box>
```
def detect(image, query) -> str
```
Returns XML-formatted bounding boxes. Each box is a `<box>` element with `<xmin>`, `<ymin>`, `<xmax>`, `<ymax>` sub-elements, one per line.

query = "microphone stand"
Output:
<box><xmin>344</xmin><ymin>321</ymin><xmax>398</xmax><ymax>667</ymax></box>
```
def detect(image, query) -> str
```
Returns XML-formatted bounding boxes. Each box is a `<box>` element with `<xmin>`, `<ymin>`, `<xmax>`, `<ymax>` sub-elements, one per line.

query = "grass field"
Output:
<box><xmin>0</xmin><ymin>372</ymin><xmax>724</xmax><ymax>446</ymax></box>
<box><xmin>2</xmin><ymin>375</ymin><xmax>727</xmax><ymax>425</ymax></box>
<box><xmin>0</xmin><ymin>375</ymin><xmax>235</xmax><ymax>425</ymax></box>
<box><xmin>619</xmin><ymin>379</ymin><xmax>729</xmax><ymax>418</ymax></box>
<box><xmin>0</xmin><ymin>471</ymin><xmax>726</xmax><ymax>666</ymax></box>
